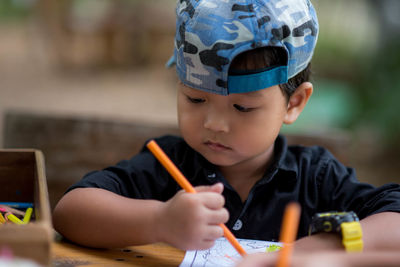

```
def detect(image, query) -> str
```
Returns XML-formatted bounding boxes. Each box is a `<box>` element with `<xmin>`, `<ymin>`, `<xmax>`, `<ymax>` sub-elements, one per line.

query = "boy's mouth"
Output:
<box><xmin>204</xmin><ymin>141</ymin><xmax>230</xmax><ymax>151</ymax></box>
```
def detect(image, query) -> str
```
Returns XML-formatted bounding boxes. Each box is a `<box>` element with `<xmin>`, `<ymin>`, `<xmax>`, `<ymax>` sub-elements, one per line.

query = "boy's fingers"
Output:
<box><xmin>195</xmin><ymin>183</ymin><xmax>224</xmax><ymax>193</ymax></box>
<box><xmin>197</xmin><ymin>240</ymin><xmax>216</xmax><ymax>250</ymax></box>
<box><xmin>210</xmin><ymin>182</ymin><xmax>224</xmax><ymax>193</ymax></box>
<box><xmin>200</xmin><ymin>193</ymin><xmax>225</xmax><ymax>209</ymax></box>
<box><xmin>204</xmin><ymin>225</ymin><xmax>224</xmax><ymax>240</ymax></box>
<box><xmin>208</xmin><ymin>208</ymin><xmax>229</xmax><ymax>224</ymax></box>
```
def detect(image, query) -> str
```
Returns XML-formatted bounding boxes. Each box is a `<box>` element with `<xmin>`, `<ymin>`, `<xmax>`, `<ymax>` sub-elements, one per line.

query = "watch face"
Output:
<box><xmin>309</xmin><ymin>211</ymin><xmax>359</xmax><ymax>234</ymax></box>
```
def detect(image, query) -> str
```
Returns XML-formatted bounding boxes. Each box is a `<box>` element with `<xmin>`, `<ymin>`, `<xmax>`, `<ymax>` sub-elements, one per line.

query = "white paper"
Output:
<box><xmin>179</xmin><ymin>238</ymin><xmax>281</xmax><ymax>267</ymax></box>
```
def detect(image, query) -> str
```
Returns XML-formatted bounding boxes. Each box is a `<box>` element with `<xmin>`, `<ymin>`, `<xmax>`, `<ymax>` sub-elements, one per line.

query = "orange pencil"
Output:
<box><xmin>276</xmin><ymin>202</ymin><xmax>301</xmax><ymax>267</ymax></box>
<box><xmin>146</xmin><ymin>140</ymin><xmax>247</xmax><ymax>257</ymax></box>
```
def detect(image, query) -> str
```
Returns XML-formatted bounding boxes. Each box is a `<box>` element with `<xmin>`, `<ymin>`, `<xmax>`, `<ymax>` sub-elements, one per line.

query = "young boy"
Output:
<box><xmin>53</xmin><ymin>0</ymin><xmax>400</xmax><ymax>252</ymax></box>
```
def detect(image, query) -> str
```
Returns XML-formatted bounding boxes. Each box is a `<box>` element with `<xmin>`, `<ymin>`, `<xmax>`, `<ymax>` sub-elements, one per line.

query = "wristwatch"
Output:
<box><xmin>309</xmin><ymin>211</ymin><xmax>363</xmax><ymax>252</ymax></box>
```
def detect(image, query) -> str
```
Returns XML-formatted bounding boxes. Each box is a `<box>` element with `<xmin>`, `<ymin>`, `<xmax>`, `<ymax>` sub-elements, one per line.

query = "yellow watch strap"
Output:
<box><xmin>341</xmin><ymin>221</ymin><xmax>363</xmax><ymax>252</ymax></box>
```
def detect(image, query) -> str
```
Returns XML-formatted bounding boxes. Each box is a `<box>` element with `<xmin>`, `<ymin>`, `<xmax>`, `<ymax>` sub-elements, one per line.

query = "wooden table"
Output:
<box><xmin>52</xmin><ymin>240</ymin><xmax>185</xmax><ymax>267</ymax></box>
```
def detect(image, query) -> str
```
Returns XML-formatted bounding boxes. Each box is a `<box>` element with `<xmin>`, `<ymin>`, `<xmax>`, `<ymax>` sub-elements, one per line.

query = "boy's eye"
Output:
<box><xmin>233</xmin><ymin>104</ymin><xmax>254</xmax><ymax>112</ymax></box>
<box><xmin>187</xmin><ymin>96</ymin><xmax>205</xmax><ymax>104</ymax></box>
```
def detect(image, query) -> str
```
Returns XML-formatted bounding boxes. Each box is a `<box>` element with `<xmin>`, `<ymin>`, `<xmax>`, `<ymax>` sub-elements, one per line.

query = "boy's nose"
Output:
<box><xmin>203</xmin><ymin>110</ymin><xmax>229</xmax><ymax>133</ymax></box>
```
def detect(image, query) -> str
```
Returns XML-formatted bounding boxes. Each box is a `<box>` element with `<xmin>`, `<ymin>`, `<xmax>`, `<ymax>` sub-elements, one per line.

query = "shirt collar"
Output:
<box><xmin>275</xmin><ymin>134</ymin><xmax>299</xmax><ymax>173</ymax></box>
<box><xmin>257</xmin><ymin>134</ymin><xmax>298</xmax><ymax>185</ymax></box>
<box><xmin>188</xmin><ymin>134</ymin><xmax>299</xmax><ymax>186</ymax></box>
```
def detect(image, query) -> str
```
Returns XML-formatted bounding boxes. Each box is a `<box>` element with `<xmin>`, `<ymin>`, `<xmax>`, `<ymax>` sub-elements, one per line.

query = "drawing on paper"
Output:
<box><xmin>179</xmin><ymin>238</ymin><xmax>281</xmax><ymax>267</ymax></box>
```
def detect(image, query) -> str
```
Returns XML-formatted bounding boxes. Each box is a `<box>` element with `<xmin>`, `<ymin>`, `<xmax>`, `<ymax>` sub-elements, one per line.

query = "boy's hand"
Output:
<box><xmin>156</xmin><ymin>183</ymin><xmax>229</xmax><ymax>250</ymax></box>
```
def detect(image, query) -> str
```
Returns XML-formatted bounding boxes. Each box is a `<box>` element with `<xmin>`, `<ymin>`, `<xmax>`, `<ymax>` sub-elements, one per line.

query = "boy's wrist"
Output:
<box><xmin>308</xmin><ymin>211</ymin><xmax>363</xmax><ymax>252</ymax></box>
<box><xmin>295</xmin><ymin>232</ymin><xmax>343</xmax><ymax>251</ymax></box>
<box><xmin>151</xmin><ymin>201</ymin><xmax>168</xmax><ymax>244</ymax></box>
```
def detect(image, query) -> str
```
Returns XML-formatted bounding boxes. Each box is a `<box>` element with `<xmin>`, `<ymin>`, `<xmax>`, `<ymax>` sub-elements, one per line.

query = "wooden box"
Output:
<box><xmin>0</xmin><ymin>149</ymin><xmax>52</xmax><ymax>266</ymax></box>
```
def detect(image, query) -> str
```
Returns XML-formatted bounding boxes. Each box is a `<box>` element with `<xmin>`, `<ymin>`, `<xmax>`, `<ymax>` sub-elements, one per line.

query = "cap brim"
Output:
<box><xmin>228</xmin><ymin>66</ymin><xmax>288</xmax><ymax>93</ymax></box>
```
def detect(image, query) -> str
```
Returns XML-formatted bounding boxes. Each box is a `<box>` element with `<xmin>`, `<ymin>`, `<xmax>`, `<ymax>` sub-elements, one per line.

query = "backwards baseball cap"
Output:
<box><xmin>168</xmin><ymin>0</ymin><xmax>318</xmax><ymax>95</ymax></box>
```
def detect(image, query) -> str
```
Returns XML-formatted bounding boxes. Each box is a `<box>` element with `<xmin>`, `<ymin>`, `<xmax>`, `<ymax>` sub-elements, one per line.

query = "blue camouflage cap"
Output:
<box><xmin>170</xmin><ymin>0</ymin><xmax>318</xmax><ymax>95</ymax></box>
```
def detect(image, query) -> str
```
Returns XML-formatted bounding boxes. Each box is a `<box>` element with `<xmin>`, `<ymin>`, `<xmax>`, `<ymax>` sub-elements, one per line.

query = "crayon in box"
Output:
<box><xmin>0</xmin><ymin>149</ymin><xmax>52</xmax><ymax>266</ymax></box>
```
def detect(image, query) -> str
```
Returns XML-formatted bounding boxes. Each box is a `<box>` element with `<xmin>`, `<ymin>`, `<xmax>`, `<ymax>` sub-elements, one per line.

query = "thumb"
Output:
<box><xmin>195</xmin><ymin>183</ymin><xmax>224</xmax><ymax>194</ymax></box>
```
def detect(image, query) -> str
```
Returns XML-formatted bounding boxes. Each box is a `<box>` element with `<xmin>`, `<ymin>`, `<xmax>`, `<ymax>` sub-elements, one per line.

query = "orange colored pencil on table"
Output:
<box><xmin>146</xmin><ymin>140</ymin><xmax>247</xmax><ymax>257</ymax></box>
<box><xmin>276</xmin><ymin>202</ymin><xmax>301</xmax><ymax>267</ymax></box>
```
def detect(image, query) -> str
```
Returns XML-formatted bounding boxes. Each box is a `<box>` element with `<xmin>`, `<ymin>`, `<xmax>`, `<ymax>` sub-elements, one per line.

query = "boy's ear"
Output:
<box><xmin>283</xmin><ymin>82</ymin><xmax>313</xmax><ymax>125</ymax></box>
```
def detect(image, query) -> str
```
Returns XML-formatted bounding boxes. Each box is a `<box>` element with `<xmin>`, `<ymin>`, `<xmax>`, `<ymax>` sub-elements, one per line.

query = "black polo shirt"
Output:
<box><xmin>68</xmin><ymin>135</ymin><xmax>400</xmax><ymax>241</ymax></box>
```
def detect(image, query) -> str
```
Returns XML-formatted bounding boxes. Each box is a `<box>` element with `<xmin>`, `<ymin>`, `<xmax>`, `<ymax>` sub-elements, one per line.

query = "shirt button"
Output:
<box><xmin>232</xmin><ymin>219</ymin><xmax>243</xmax><ymax>231</ymax></box>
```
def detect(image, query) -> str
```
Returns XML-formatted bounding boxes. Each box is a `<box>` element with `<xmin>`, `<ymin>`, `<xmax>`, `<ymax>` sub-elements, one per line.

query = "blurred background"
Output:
<box><xmin>1</xmin><ymin>0</ymin><xmax>399</xmax><ymax>209</ymax></box>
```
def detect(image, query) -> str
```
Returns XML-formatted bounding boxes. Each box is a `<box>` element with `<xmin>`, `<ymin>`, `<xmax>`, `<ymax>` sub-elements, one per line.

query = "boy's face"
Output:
<box><xmin>177</xmin><ymin>82</ymin><xmax>288</xmax><ymax>167</ymax></box>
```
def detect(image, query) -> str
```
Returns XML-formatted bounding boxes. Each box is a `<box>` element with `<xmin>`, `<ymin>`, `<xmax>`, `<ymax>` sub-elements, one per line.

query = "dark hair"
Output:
<box><xmin>229</xmin><ymin>47</ymin><xmax>311</xmax><ymax>100</ymax></box>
